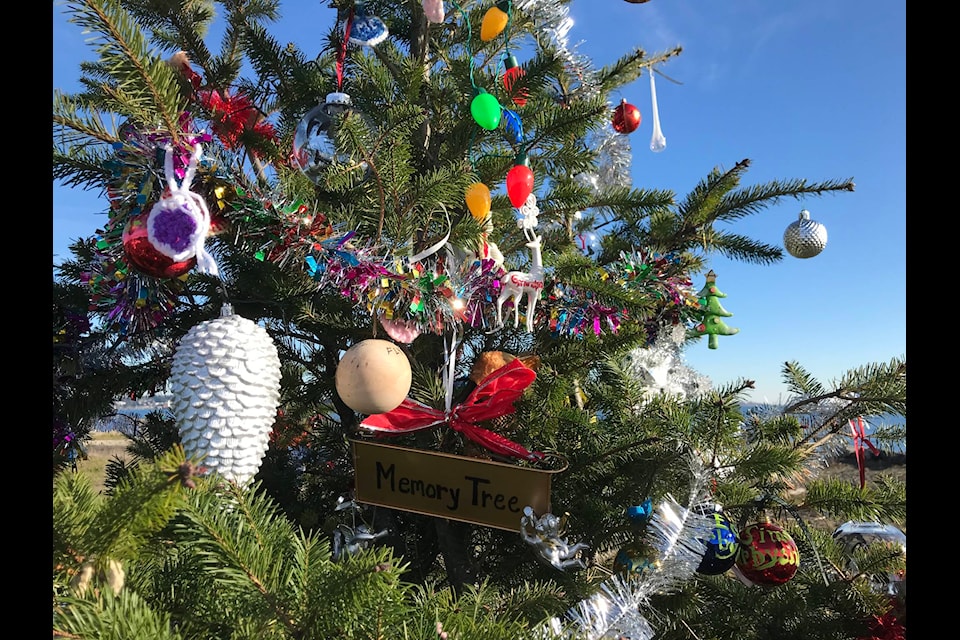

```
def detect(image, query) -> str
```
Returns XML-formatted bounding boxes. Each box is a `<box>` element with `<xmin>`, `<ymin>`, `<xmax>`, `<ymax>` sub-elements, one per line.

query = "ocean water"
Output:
<box><xmin>102</xmin><ymin>398</ymin><xmax>905</xmax><ymax>454</ymax></box>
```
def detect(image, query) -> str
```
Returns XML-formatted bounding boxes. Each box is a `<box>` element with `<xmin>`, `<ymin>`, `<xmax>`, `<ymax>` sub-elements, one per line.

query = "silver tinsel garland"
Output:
<box><xmin>514</xmin><ymin>0</ymin><xmax>634</xmax><ymax>190</ymax></box>
<box><xmin>536</xmin><ymin>457</ymin><xmax>715</xmax><ymax>640</ymax></box>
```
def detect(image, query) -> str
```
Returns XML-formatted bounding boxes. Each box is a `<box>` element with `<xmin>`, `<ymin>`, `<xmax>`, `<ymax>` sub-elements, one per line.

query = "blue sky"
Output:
<box><xmin>53</xmin><ymin>0</ymin><xmax>906</xmax><ymax>404</ymax></box>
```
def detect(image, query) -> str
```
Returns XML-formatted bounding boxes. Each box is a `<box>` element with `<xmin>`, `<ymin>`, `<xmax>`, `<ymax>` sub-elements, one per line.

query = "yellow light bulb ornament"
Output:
<box><xmin>465</xmin><ymin>182</ymin><xmax>492</xmax><ymax>221</ymax></box>
<box><xmin>480</xmin><ymin>1</ymin><xmax>511</xmax><ymax>42</ymax></box>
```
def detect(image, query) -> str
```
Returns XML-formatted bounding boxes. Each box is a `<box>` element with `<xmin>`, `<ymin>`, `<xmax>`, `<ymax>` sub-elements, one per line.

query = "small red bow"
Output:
<box><xmin>360</xmin><ymin>358</ymin><xmax>543</xmax><ymax>461</ymax></box>
<box><xmin>197</xmin><ymin>88</ymin><xmax>278</xmax><ymax>154</ymax></box>
<box><xmin>850</xmin><ymin>417</ymin><xmax>880</xmax><ymax>489</ymax></box>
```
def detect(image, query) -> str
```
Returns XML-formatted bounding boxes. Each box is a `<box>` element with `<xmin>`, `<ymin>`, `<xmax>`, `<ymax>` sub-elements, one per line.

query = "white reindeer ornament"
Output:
<box><xmin>496</xmin><ymin>227</ymin><xmax>544</xmax><ymax>332</ymax></box>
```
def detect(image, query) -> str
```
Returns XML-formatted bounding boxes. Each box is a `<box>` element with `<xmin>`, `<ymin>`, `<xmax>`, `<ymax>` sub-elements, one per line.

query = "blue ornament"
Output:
<box><xmin>503</xmin><ymin>108</ymin><xmax>523</xmax><ymax>142</ymax></box>
<box><xmin>694</xmin><ymin>504</ymin><xmax>739</xmax><ymax>576</ymax></box>
<box><xmin>349</xmin><ymin>4</ymin><xmax>389</xmax><ymax>47</ymax></box>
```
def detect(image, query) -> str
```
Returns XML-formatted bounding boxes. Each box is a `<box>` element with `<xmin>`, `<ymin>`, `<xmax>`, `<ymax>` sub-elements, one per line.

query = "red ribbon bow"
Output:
<box><xmin>849</xmin><ymin>417</ymin><xmax>880</xmax><ymax>489</ymax></box>
<box><xmin>359</xmin><ymin>358</ymin><xmax>544</xmax><ymax>461</ymax></box>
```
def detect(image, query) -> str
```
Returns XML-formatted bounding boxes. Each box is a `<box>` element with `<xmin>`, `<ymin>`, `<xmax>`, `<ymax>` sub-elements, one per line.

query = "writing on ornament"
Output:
<box><xmin>507</xmin><ymin>274</ymin><xmax>543</xmax><ymax>290</ymax></box>
<box><xmin>740</xmin><ymin>528</ymin><xmax>800</xmax><ymax>570</ymax></box>
<box><xmin>709</xmin><ymin>513</ymin><xmax>738</xmax><ymax>560</ymax></box>
<box><xmin>376</xmin><ymin>462</ymin><xmax>528</xmax><ymax>512</ymax></box>
<box><xmin>352</xmin><ymin>440</ymin><xmax>553</xmax><ymax>531</ymax></box>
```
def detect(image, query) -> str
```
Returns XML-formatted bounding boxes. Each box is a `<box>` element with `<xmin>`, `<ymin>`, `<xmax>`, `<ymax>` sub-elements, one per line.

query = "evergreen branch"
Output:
<box><xmin>62</xmin><ymin>0</ymin><xmax>188</xmax><ymax>144</ymax></box>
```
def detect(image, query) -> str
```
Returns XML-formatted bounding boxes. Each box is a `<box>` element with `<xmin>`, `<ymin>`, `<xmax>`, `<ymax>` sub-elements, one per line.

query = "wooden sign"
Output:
<box><xmin>351</xmin><ymin>440</ymin><xmax>556</xmax><ymax>532</ymax></box>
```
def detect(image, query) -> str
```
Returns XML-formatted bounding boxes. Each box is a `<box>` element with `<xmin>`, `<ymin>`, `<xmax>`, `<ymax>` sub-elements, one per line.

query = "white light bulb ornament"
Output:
<box><xmin>170</xmin><ymin>303</ymin><xmax>282</xmax><ymax>485</ymax></box>
<box><xmin>783</xmin><ymin>209</ymin><xmax>828</xmax><ymax>259</ymax></box>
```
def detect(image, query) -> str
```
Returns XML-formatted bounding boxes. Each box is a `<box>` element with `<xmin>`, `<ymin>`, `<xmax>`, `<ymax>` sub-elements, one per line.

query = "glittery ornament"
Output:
<box><xmin>122</xmin><ymin>212</ymin><xmax>197</xmax><ymax>279</ymax></box>
<box><xmin>783</xmin><ymin>209</ymin><xmax>828</xmax><ymax>258</ymax></box>
<box><xmin>171</xmin><ymin>304</ymin><xmax>282</xmax><ymax>485</ymax></box>
<box><xmin>292</xmin><ymin>92</ymin><xmax>355</xmax><ymax>184</ymax></box>
<box><xmin>612</xmin><ymin>98</ymin><xmax>641</xmax><ymax>134</ymax></box>
<box><xmin>735</xmin><ymin>520</ymin><xmax>800</xmax><ymax>586</ymax></box>
<box><xmin>693</xmin><ymin>504</ymin><xmax>739</xmax><ymax>575</ymax></box>
<box><xmin>613</xmin><ymin>500</ymin><xmax>662</xmax><ymax>577</ymax></box>
<box><xmin>335</xmin><ymin>339</ymin><xmax>412</xmax><ymax>415</ymax></box>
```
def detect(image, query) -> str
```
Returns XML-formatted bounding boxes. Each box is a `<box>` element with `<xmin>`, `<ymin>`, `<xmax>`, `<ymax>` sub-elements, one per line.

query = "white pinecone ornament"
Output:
<box><xmin>170</xmin><ymin>304</ymin><xmax>282</xmax><ymax>485</ymax></box>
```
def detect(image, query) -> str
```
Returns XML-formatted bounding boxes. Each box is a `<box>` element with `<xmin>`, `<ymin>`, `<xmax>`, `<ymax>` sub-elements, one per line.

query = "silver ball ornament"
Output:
<box><xmin>783</xmin><ymin>209</ymin><xmax>828</xmax><ymax>258</ymax></box>
<box><xmin>170</xmin><ymin>304</ymin><xmax>282</xmax><ymax>485</ymax></box>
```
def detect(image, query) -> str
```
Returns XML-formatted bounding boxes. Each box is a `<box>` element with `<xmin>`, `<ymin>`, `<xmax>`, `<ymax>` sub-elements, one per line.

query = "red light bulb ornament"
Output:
<box><xmin>502</xmin><ymin>54</ymin><xmax>528</xmax><ymax>107</ymax></box>
<box><xmin>481</xmin><ymin>1</ymin><xmax>511</xmax><ymax>42</ymax></box>
<box><xmin>612</xmin><ymin>98</ymin><xmax>642</xmax><ymax>134</ymax></box>
<box><xmin>506</xmin><ymin>152</ymin><xmax>534</xmax><ymax>209</ymax></box>
<box><xmin>471</xmin><ymin>89</ymin><xmax>502</xmax><ymax>131</ymax></box>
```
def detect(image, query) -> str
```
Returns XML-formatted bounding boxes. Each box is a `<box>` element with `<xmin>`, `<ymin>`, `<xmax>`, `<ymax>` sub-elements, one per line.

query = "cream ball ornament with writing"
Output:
<box><xmin>335</xmin><ymin>339</ymin><xmax>412</xmax><ymax>415</ymax></box>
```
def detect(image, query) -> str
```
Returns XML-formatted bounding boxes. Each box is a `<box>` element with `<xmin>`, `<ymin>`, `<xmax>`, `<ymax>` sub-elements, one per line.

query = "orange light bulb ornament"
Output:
<box><xmin>465</xmin><ymin>182</ymin><xmax>492</xmax><ymax>221</ymax></box>
<box><xmin>502</xmin><ymin>54</ymin><xmax>528</xmax><ymax>107</ymax></box>
<box><xmin>481</xmin><ymin>1</ymin><xmax>511</xmax><ymax>42</ymax></box>
<box><xmin>505</xmin><ymin>151</ymin><xmax>534</xmax><ymax>209</ymax></box>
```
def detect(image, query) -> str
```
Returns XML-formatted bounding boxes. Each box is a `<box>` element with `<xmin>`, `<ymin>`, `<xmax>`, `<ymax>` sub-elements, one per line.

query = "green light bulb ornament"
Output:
<box><xmin>471</xmin><ymin>89</ymin><xmax>502</xmax><ymax>131</ymax></box>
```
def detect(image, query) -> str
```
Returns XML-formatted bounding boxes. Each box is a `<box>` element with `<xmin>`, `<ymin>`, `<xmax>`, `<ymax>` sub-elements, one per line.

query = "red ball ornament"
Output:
<box><xmin>612</xmin><ymin>98</ymin><xmax>641</xmax><ymax>134</ymax></box>
<box><xmin>506</xmin><ymin>153</ymin><xmax>534</xmax><ymax>208</ymax></box>
<box><xmin>735</xmin><ymin>521</ymin><xmax>800</xmax><ymax>586</ymax></box>
<box><xmin>122</xmin><ymin>212</ymin><xmax>197</xmax><ymax>279</ymax></box>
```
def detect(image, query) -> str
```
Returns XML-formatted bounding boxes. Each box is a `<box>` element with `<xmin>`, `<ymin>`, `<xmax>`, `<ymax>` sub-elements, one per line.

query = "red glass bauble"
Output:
<box><xmin>735</xmin><ymin>521</ymin><xmax>800</xmax><ymax>586</ymax></box>
<box><xmin>612</xmin><ymin>98</ymin><xmax>641</xmax><ymax>134</ymax></box>
<box><xmin>122</xmin><ymin>212</ymin><xmax>196</xmax><ymax>279</ymax></box>
<box><xmin>505</xmin><ymin>164</ymin><xmax>535</xmax><ymax>208</ymax></box>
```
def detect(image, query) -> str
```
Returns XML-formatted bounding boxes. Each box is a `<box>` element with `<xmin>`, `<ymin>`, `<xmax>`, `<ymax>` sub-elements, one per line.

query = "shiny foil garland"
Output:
<box><xmin>539</xmin><ymin>457</ymin><xmax>716</xmax><ymax>639</ymax></box>
<box><xmin>513</xmin><ymin>0</ymin><xmax>634</xmax><ymax>190</ymax></box>
<box><xmin>298</xmin><ymin>237</ymin><xmax>701</xmax><ymax>338</ymax></box>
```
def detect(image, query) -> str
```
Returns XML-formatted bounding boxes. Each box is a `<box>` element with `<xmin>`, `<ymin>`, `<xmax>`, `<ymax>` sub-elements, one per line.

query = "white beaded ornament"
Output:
<box><xmin>171</xmin><ymin>304</ymin><xmax>282</xmax><ymax>485</ymax></box>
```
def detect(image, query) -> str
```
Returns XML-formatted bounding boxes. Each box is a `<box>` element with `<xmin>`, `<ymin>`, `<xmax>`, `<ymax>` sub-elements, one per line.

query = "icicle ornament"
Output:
<box><xmin>146</xmin><ymin>143</ymin><xmax>219</xmax><ymax>276</ymax></box>
<box><xmin>649</xmin><ymin>71</ymin><xmax>666</xmax><ymax>152</ymax></box>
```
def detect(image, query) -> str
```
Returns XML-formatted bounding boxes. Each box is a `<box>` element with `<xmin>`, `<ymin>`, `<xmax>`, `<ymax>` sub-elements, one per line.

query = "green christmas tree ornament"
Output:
<box><xmin>690</xmin><ymin>270</ymin><xmax>739</xmax><ymax>349</ymax></box>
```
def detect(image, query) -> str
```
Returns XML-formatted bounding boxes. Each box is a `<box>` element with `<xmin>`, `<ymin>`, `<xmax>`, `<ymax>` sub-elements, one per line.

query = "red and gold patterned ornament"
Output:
<box><xmin>734</xmin><ymin>520</ymin><xmax>800</xmax><ymax>586</ymax></box>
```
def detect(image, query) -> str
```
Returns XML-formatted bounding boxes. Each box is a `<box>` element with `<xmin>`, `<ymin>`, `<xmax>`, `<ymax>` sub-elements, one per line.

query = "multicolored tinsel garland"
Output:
<box><xmin>296</xmin><ymin>239</ymin><xmax>701</xmax><ymax>339</ymax></box>
<box><xmin>82</xmin><ymin>114</ymin><xmax>217</xmax><ymax>333</ymax></box>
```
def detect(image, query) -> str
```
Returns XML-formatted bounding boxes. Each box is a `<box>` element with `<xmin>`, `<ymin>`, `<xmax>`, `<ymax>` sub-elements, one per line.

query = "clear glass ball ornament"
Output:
<box><xmin>291</xmin><ymin>92</ymin><xmax>354</xmax><ymax>184</ymax></box>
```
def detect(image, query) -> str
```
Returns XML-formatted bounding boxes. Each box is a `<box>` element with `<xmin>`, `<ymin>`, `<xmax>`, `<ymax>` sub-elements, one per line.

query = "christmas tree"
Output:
<box><xmin>691</xmin><ymin>270</ymin><xmax>739</xmax><ymax>349</ymax></box>
<box><xmin>53</xmin><ymin>1</ymin><xmax>906</xmax><ymax>638</ymax></box>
